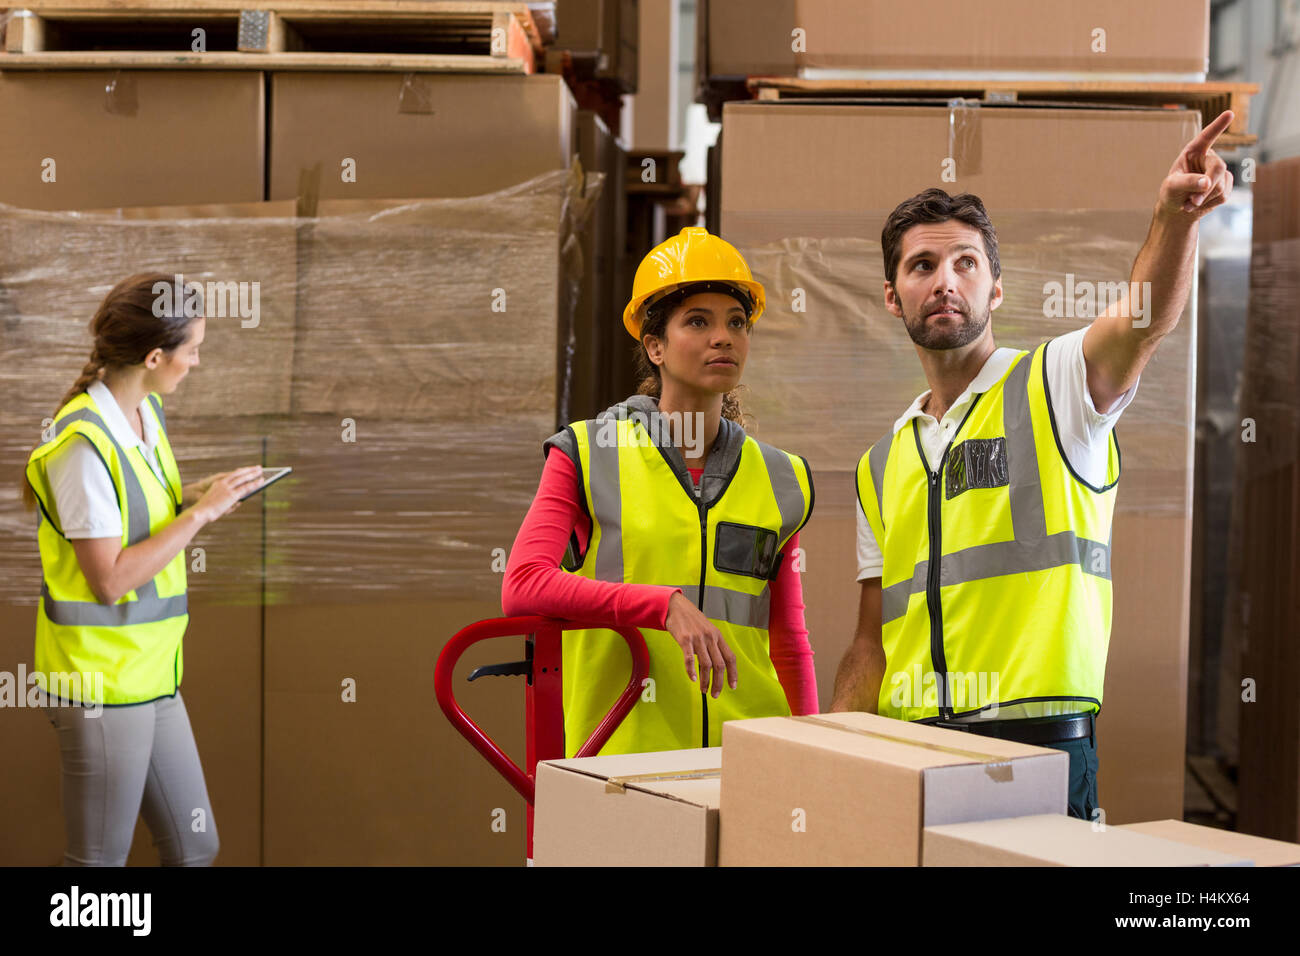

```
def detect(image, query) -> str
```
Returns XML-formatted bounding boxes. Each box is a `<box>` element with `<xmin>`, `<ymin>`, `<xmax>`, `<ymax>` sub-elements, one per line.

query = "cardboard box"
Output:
<box><xmin>534</xmin><ymin>747</ymin><xmax>721</xmax><ymax>866</ymax></box>
<box><xmin>700</xmin><ymin>0</ymin><xmax>1208</xmax><ymax>80</ymax></box>
<box><xmin>925</xmin><ymin>815</ymin><xmax>1250</xmax><ymax>866</ymax></box>
<box><xmin>718</xmin><ymin>103</ymin><xmax>1199</xmax><ymax>825</ymax></box>
<box><xmin>268</xmin><ymin>73</ymin><xmax>575</xmax><ymax>202</ymax></box>
<box><xmin>721</xmin><ymin>104</ymin><xmax>1199</xmax><ymax>229</ymax></box>
<box><xmin>718</xmin><ymin>712</ymin><xmax>1068</xmax><ymax>866</ymax></box>
<box><xmin>1119</xmin><ymin>820</ymin><xmax>1300</xmax><ymax>867</ymax></box>
<box><xmin>0</xmin><ymin>71</ymin><xmax>264</xmax><ymax>210</ymax></box>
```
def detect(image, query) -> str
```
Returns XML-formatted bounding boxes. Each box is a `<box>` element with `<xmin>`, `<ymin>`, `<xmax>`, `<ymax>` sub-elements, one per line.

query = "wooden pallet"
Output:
<box><xmin>2</xmin><ymin>1</ymin><xmax>542</xmax><ymax>73</ymax></box>
<box><xmin>747</xmin><ymin>77</ymin><xmax>1260</xmax><ymax>148</ymax></box>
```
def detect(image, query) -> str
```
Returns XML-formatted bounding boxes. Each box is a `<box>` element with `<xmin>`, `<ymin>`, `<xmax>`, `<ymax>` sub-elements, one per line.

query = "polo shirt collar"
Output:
<box><xmin>86</xmin><ymin>380</ymin><xmax>158</xmax><ymax>452</ymax></box>
<box><xmin>892</xmin><ymin>346</ymin><xmax>1022</xmax><ymax>435</ymax></box>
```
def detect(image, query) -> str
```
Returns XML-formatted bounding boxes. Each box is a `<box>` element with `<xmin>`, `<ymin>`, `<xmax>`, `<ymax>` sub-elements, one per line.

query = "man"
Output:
<box><xmin>831</xmin><ymin>111</ymin><xmax>1235</xmax><ymax>820</ymax></box>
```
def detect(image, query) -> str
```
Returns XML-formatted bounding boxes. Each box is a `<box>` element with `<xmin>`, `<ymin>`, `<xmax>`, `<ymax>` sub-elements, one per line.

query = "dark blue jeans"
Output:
<box><xmin>1041</xmin><ymin>715</ymin><xmax>1098</xmax><ymax>821</ymax></box>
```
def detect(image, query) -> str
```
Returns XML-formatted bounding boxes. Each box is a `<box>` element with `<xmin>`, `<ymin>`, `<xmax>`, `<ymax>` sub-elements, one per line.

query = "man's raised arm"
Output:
<box><xmin>1083</xmin><ymin>109</ymin><xmax>1235</xmax><ymax>413</ymax></box>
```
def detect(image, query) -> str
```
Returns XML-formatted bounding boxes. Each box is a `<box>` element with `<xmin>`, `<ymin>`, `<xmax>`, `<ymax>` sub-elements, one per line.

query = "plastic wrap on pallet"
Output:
<box><xmin>0</xmin><ymin>168</ymin><xmax>601</xmax><ymax>607</ymax></box>
<box><xmin>730</xmin><ymin>210</ymin><xmax>1195</xmax><ymax>519</ymax></box>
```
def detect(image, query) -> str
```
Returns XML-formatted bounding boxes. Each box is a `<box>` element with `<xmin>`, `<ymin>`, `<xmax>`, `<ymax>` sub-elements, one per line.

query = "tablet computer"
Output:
<box><xmin>239</xmin><ymin>466</ymin><xmax>293</xmax><ymax>501</ymax></box>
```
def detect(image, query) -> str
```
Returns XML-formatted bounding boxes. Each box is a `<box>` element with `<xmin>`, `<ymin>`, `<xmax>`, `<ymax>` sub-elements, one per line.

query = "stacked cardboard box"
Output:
<box><xmin>1119</xmin><ymin>819</ymin><xmax>1300</xmax><ymax>867</ymax></box>
<box><xmin>718</xmin><ymin>103</ymin><xmax>1199</xmax><ymax>825</ymax></box>
<box><xmin>698</xmin><ymin>0</ymin><xmax>1209</xmax><ymax>82</ymax></box>
<box><xmin>719</xmin><ymin>713</ymin><xmax>1067</xmax><ymax>866</ymax></box>
<box><xmin>1222</xmin><ymin>156</ymin><xmax>1300</xmax><ymax>843</ymax></box>
<box><xmin>534</xmin><ymin>714</ymin><xmax>1300</xmax><ymax>866</ymax></box>
<box><xmin>534</xmin><ymin>714</ymin><xmax>1071</xmax><ymax>867</ymax></box>
<box><xmin>267</xmin><ymin>73</ymin><xmax>575</xmax><ymax>203</ymax></box>
<box><xmin>0</xmin><ymin>70</ymin><xmax>265</xmax><ymax>210</ymax></box>
<box><xmin>0</xmin><ymin>70</ymin><xmax>578</xmax><ymax>210</ymax></box>
<box><xmin>534</xmin><ymin>747</ymin><xmax>722</xmax><ymax>866</ymax></box>
<box><xmin>924</xmin><ymin>815</ymin><xmax>1248</xmax><ymax>866</ymax></box>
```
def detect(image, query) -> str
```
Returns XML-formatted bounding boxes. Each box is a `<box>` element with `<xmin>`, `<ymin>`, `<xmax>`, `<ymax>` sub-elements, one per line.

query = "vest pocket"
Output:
<box><xmin>714</xmin><ymin>522</ymin><xmax>780</xmax><ymax>581</ymax></box>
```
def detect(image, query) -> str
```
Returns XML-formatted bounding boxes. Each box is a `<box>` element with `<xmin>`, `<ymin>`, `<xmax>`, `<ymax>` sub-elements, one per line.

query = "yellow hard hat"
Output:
<box><xmin>622</xmin><ymin>226</ymin><xmax>766</xmax><ymax>339</ymax></box>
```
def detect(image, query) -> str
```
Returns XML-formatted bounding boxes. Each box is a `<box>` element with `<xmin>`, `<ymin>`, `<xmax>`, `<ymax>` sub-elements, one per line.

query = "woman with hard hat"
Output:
<box><xmin>21</xmin><ymin>272</ymin><xmax>265</xmax><ymax>866</ymax></box>
<box><xmin>503</xmin><ymin>227</ymin><xmax>816</xmax><ymax>756</ymax></box>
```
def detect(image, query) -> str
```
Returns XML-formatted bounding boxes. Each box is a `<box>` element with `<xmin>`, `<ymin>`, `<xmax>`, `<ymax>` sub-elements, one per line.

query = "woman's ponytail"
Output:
<box><xmin>57</xmin><ymin>348</ymin><xmax>108</xmax><ymax>416</ymax></box>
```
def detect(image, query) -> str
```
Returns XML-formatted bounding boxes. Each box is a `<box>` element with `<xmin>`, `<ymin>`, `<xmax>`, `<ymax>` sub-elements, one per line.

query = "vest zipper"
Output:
<box><xmin>651</xmin><ymin>427</ymin><xmax>743</xmax><ymax>750</ymax></box>
<box><xmin>697</xmin><ymin>494</ymin><xmax>709</xmax><ymax>748</ymax></box>
<box><xmin>913</xmin><ymin>394</ymin><xmax>983</xmax><ymax>721</ymax></box>
<box><xmin>924</xmin><ymin>466</ymin><xmax>952</xmax><ymax>719</ymax></box>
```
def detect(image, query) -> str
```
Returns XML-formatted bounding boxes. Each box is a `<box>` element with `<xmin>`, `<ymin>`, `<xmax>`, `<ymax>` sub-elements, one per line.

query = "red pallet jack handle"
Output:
<box><xmin>434</xmin><ymin>616</ymin><xmax>650</xmax><ymax>857</ymax></box>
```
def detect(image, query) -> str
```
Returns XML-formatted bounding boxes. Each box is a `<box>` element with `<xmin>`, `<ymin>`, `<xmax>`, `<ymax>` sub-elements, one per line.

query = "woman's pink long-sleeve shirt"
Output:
<box><xmin>501</xmin><ymin>447</ymin><xmax>818</xmax><ymax>715</ymax></box>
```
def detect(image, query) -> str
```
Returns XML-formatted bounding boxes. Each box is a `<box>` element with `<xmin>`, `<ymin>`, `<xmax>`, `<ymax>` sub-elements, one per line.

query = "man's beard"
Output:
<box><xmin>903</xmin><ymin>294</ymin><xmax>992</xmax><ymax>350</ymax></box>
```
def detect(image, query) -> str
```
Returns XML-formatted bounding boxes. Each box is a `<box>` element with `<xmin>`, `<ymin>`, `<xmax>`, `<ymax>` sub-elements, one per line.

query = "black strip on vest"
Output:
<box><xmin>1040</xmin><ymin>338</ymin><xmax>1120</xmax><ymax>494</ymax></box>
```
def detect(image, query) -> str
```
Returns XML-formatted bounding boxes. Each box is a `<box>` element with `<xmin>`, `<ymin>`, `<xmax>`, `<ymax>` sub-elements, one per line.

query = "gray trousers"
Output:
<box><xmin>41</xmin><ymin>689</ymin><xmax>219</xmax><ymax>866</ymax></box>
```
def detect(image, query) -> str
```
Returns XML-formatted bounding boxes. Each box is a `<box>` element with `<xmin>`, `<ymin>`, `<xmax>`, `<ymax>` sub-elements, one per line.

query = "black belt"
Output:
<box><xmin>929</xmin><ymin>713</ymin><xmax>1094</xmax><ymax>746</ymax></box>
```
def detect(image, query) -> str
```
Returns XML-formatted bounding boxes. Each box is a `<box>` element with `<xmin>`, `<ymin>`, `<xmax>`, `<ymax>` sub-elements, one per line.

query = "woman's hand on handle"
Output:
<box><xmin>193</xmin><ymin>466</ymin><xmax>263</xmax><ymax>523</ymax></box>
<box><xmin>664</xmin><ymin>590</ymin><xmax>738</xmax><ymax>698</ymax></box>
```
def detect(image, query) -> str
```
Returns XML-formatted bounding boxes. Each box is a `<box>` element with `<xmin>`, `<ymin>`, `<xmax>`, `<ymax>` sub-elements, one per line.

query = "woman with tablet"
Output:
<box><xmin>21</xmin><ymin>272</ymin><xmax>265</xmax><ymax>866</ymax></box>
<box><xmin>502</xmin><ymin>228</ymin><xmax>816</xmax><ymax>757</ymax></box>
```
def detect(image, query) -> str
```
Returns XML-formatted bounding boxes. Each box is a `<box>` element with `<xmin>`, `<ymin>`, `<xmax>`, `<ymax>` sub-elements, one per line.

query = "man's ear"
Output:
<box><xmin>989</xmin><ymin>276</ymin><xmax>1004</xmax><ymax>313</ymax></box>
<box><xmin>883</xmin><ymin>281</ymin><xmax>904</xmax><ymax>319</ymax></box>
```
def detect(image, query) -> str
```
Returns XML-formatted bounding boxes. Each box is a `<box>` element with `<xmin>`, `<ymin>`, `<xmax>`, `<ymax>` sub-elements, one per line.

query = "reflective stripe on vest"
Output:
<box><xmin>562</xmin><ymin>414</ymin><xmax>813</xmax><ymax>757</ymax></box>
<box><xmin>856</xmin><ymin>342</ymin><xmax>1118</xmax><ymax>722</ymax></box>
<box><xmin>40</xmin><ymin>580</ymin><xmax>188</xmax><ymax>627</ymax></box>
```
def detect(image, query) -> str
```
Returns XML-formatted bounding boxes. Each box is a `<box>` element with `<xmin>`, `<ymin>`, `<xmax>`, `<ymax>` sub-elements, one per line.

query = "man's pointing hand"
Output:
<box><xmin>1157</xmin><ymin>109</ymin><xmax>1235</xmax><ymax>221</ymax></box>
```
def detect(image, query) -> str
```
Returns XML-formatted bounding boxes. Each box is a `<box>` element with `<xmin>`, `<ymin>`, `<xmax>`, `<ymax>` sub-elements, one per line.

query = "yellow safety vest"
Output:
<box><xmin>856</xmin><ymin>342</ymin><xmax>1119</xmax><ymax>722</ymax></box>
<box><xmin>25</xmin><ymin>389</ymin><xmax>189</xmax><ymax>705</ymax></box>
<box><xmin>557</xmin><ymin>406</ymin><xmax>813</xmax><ymax>757</ymax></box>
